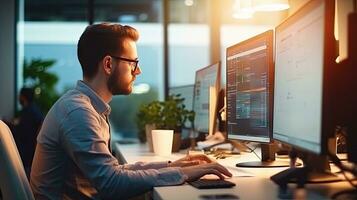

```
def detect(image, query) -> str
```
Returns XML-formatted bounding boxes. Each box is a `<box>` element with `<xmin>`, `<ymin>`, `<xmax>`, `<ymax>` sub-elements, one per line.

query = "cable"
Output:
<box><xmin>341</xmin><ymin>170</ymin><xmax>357</xmax><ymax>189</ymax></box>
<box><xmin>329</xmin><ymin>152</ymin><xmax>357</xmax><ymax>189</ymax></box>
<box><xmin>251</xmin><ymin>148</ymin><xmax>261</xmax><ymax>161</ymax></box>
<box><xmin>240</xmin><ymin>142</ymin><xmax>261</xmax><ymax>160</ymax></box>
<box><xmin>241</xmin><ymin>142</ymin><xmax>258</xmax><ymax>153</ymax></box>
<box><xmin>331</xmin><ymin>189</ymin><xmax>357</xmax><ymax>200</ymax></box>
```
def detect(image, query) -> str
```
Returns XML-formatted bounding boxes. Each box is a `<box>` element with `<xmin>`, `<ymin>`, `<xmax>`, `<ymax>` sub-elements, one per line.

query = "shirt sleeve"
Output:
<box><xmin>60</xmin><ymin>107</ymin><xmax>186</xmax><ymax>199</ymax></box>
<box><xmin>124</xmin><ymin>161</ymin><xmax>170</xmax><ymax>170</ymax></box>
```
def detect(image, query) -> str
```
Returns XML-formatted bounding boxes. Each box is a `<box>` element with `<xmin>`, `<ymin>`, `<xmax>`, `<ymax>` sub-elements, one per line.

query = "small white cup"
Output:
<box><xmin>151</xmin><ymin>129</ymin><xmax>174</xmax><ymax>156</ymax></box>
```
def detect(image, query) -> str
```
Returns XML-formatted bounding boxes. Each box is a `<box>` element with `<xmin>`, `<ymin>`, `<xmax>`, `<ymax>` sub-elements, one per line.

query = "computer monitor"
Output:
<box><xmin>334</xmin><ymin>13</ymin><xmax>357</xmax><ymax>198</ymax></box>
<box><xmin>226</xmin><ymin>30</ymin><xmax>289</xmax><ymax>167</ymax></box>
<box><xmin>272</xmin><ymin>0</ymin><xmax>339</xmax><ymax>183</ymax></box>
<box><xmin>346</xmin><ymin>13</ymin><xmax>357</xmax><ymax>164</ymax></box>
<box><xmin>273</xmin><ymin>0</ymin><xmax>335</xmax><ymax>156</ymax></box>
<box><xmin>193</xmin><ymin>62</ymin><xmax>221</xmax><ymax>137</ymax></box>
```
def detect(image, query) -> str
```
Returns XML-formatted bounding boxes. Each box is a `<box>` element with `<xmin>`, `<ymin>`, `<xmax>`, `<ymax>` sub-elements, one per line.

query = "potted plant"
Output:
<box><xmin>23</xmin><ymin>58</ymin><xmax>60</xmax><ymax>113</ymax></box>
<box><xmin>136</xmin><ymin>100</ymin><xmax>162</xmax><ymax>151</ymax></box>
<box><xmin>136</xmin><ymin>94</ymin><xmax>195</xmax><ymax>152</ymax></box>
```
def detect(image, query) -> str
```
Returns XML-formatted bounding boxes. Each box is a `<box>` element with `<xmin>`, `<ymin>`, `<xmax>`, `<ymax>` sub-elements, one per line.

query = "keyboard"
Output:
<box><xmin>189</xmin><ymin>179</ymin><xmax>236</xmax><ymax>189</ymax></box>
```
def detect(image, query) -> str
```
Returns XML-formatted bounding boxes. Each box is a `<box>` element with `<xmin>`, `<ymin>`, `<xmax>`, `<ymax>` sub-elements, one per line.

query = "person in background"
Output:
<box><xmin>6</xmin><ymin>87</ymin><xmax>44</xmax><ymax>177</ymax></box>
<box><xmin>30</xmin><ymin>23</ymin><xmax>232</xmax><ymax>200</ymax></box>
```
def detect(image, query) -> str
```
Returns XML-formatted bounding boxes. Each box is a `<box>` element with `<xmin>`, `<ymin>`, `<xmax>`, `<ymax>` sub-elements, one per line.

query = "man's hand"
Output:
<box><xmin>180</xmin><ymin>163</ymin><xmax>232</xmax><ymax>182</ymax></box>
<box><xmin>169</xmin><ymin>154</ymin><xmax>214</xmax><ymax>167</ymax></box>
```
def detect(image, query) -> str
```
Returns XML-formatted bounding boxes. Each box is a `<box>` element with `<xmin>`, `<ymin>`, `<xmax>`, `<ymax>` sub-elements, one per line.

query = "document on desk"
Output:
<box><xmin>216</xmin><ymin>156</ymin><xmax>254</xmax><ymax>177</ymax></box>
<box><xmin>201</xmin><ymin>166</ymin><xmax>254</xmax><ymax>179</ymax></box>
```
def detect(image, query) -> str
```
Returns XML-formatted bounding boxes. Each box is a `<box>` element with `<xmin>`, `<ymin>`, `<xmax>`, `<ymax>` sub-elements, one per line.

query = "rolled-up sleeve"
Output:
<box><xmin>60</xmin><ymin>107</ymin><xmax>186</xmax><ymax>199</ymax></box>
<box><xmin>124</xmin><ymin>161</ymin><xmax>170</xmax><ymax>170</ymax></box>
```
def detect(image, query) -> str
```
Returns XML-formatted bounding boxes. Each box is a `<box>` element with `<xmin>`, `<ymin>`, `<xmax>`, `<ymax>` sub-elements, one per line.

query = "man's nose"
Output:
<box><xmin>134</xmin><ymin>65</ymin><xmax>141</xmax><ymax>75</ymax></box>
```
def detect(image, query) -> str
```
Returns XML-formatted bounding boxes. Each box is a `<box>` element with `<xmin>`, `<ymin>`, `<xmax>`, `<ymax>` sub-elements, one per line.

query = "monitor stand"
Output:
<box><xmin>271</xmin><ymin>153</ymin><xmax>341</xmax><ymax>188</ymax></box>
<box><xmin>236</xmin><ymin>143</ymin><xmax>291</xmax><ymax>168</ymax></box>
<box><xmin>297</xmin><ymin>154</ymin><xmax>341</xmax><ymax>183</ymax></box>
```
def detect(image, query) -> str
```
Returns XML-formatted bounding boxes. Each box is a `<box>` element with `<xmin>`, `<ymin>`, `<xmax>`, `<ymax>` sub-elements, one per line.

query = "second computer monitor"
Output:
<box><xmin>193</xmin><ymin>62</ymin><xmax>221</xmax><ymax>136</ymax></box>
<box><xmin>225</xmin><ymin>30</ymin><xmax>290</xmax><ymax>167</ymax></box>
<box><xmin>227</xmin><ymin>30</ymin><xmax>274</xmax><ymax>144</ymax></box>
<box><xmin>273</xmin><ymin>0</ymin><xmax>336</xmax><ymax>155</ymax></box>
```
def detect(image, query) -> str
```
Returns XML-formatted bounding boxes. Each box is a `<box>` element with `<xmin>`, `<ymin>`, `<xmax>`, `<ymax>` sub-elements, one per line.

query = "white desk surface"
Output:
<box><xmin>114</xmin><ymin>143</ymin><xmax>353</xmax><ymax>200</ymax></box>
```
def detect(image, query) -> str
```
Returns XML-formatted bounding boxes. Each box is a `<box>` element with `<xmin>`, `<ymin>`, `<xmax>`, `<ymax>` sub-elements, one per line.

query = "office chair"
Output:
<box><xmin>0</xmin><ymin>120</ymin><xmax>35</xmax><ymax>200</ymax></box>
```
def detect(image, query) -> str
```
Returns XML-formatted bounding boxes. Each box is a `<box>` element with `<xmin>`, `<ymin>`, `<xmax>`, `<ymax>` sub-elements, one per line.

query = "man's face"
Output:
<box><xmin>107</xmin><ymin>39</ymin><xmax>141</xmax><ymax>95</ymax></box>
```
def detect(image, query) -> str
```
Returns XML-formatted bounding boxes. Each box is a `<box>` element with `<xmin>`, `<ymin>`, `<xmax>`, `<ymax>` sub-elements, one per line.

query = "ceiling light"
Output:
<box><xmin>254</xmin><ymin>0</ymin><xmax>290</xmax><ymax>12</ymax></box>
<box><xmin>232</xmin><ymin>0</ymin><xmax>254</xmax><ymax>19</ymax></box>
<box><xmin>184</xmin><ymin>0</ymin><xmax>194</xmax><ymax>7</ymax></box>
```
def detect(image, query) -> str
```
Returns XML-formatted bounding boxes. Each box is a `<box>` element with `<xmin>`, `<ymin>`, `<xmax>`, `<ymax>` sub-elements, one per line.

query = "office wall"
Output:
<box><xmin>336</xmin><ymin>0</ymin><xmax>355</xmax><ymax>61</ymax></box>
<box><xmin>289</xmin><ymin>0</ymin><xmax>355</xmax><ymax>62</ymax></box>
<box><xmin>288</xmin><ymin>0</ymin><xmax>310</xmax><ymax>15</ymax></box>
<box><xmin>0</xmin><ymin>0</ymin><xmax>16</xmax><ymax>118</ymax></box>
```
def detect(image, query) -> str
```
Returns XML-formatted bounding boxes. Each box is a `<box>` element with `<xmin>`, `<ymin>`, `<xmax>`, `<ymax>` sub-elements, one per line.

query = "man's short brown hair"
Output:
<box><xmin>77</xmin><ymin>23</ymin><xmax>139</xmax><ymax>79</ymax></box>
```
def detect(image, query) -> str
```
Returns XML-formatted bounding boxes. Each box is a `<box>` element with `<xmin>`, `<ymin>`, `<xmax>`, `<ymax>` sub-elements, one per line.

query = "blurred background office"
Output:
<box><xmin>0</xmin><ymin>0</ymin><xmax>354</xmax><ymax>151</ymax></box>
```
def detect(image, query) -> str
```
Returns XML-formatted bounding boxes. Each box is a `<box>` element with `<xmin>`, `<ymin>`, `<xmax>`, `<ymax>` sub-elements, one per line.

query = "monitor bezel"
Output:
<box><xmin>226</xmin><ymin>30</ymin><xmax>274</xmax><ymax>144</ymax></box>
<box><xmin>273</xmin><ymin>0</ymin><xmax>336</xmax><ymax>155</ymax></box>
<box><xmin>192</xmin><ymin>62</ymin><xmax>221</xmax><ymax>135</ymax></box>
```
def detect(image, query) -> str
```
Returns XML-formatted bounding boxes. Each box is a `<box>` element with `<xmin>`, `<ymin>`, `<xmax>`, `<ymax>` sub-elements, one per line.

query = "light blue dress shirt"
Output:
<box><xmin>30</xmin><ymin>80</ymin><xmax>185</xmax><ymax>200</ymax></box>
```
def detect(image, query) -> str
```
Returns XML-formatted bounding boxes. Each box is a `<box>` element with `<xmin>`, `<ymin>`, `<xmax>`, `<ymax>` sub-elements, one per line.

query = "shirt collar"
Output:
<box><xmin>75</xmin><ymin>80</ymin><xmax>111</xmax><ymax>116</ymax></box>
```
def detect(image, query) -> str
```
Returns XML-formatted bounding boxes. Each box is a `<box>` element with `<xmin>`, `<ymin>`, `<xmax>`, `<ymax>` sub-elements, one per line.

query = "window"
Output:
<box><xmin>20</xmin><ymin>0</ymin><xmax>165</xmax><ymax>139</ymax></box>
<box><xmin>168</xmin><ymin>0</ymin><xmax>210</xmax><ymax>87</ymax></box>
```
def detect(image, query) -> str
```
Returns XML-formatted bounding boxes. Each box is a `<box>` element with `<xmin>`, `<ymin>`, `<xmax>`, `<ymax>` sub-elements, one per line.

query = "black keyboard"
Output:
<box><xmin>189</xmin><ymin>179</ymin><xmax>236</xmax><ymax>189</ymax></box>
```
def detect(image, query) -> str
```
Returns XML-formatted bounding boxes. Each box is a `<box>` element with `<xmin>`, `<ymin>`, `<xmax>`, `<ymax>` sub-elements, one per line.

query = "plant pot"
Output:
<box><xmin>172</xmin><ymin>132</ymin><xmax>181</xmax><ymax>152</ymax></box>
<box><xmin>145</xmin><ymin>124</ymin><xmax>156</xmax><ymax>152</ymax></box>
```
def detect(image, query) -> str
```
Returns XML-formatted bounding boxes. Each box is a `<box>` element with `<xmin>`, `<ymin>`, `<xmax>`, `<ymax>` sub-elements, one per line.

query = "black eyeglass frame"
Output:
<box><xmin>110</xmin><ymin>55</ymin><xmax>139</xmax><ymax>72</ymax></box>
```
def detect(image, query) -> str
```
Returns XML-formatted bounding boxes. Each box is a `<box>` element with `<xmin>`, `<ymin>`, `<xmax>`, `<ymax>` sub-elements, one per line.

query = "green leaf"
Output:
<box><xmin>23</xmin><ymin>58</ymin><xmax>59</xmax><ymax>113</ymax></box>
<box><xmin>136</xmin><ymin>93</ymin><xmax>196</xmax><ymax>131</ymax></box>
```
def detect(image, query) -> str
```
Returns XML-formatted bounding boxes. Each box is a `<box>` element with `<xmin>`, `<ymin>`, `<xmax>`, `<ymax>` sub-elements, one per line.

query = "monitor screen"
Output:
<box><xmin>226</xmin><ymin>30</ymin><xmax>274</xmax><ymax>143</ymax></box>
<box><xmin>273</xmin><ymin>0</ymin><xmax>334</xmax><ymax>154</ymax></box>
<box><xmin>193</xmin><ymin>62</ymin><xmax>221</xmax><ymax>135</ymax></box>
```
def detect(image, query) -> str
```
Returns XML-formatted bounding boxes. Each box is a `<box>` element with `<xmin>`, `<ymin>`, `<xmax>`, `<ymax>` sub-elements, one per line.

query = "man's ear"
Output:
<box><xmin>102</xmin><ymin>55</ymin><xmax>113</xmax><ymax>75</ymax></box>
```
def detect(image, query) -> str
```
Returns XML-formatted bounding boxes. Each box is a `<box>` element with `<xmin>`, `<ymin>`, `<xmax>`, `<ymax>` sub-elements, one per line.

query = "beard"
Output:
<box><xmin>107</xmin><ymin>67</ymin><xmax>133</xmax><ymax>95</ymax></box>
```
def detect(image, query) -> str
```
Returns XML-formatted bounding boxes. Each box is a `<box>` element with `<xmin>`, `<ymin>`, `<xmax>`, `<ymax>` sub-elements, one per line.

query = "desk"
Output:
<box><xmin>114</xmin><ymin>143</ymin><xmax>353</xmax><ymax>200</ymax></box>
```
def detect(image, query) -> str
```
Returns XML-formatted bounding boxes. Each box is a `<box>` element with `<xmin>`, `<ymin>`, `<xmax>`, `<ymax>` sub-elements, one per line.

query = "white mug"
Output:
<box><xmin>151</xmin><ymin>129</ymin><xmax>174</xmax><ymax>156</ymax></box>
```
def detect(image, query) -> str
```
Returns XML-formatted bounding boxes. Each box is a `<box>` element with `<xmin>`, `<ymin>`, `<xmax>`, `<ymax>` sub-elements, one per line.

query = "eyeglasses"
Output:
<box><xmin>110</xmin><ymin>55</ymin><xmax>139</xmax><ymax>72</ymax></box>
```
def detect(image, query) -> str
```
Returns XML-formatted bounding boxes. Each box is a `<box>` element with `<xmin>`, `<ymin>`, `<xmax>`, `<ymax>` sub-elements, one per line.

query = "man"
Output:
<box><xmin>30</xmin><ymin>23</ymin><xmax>231</xmax><ymax>200</ymax></box>
<box><xmin>6</xmin><ymin>87</ymin><xmax>43</xmax><ymax>177</ymax></box>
